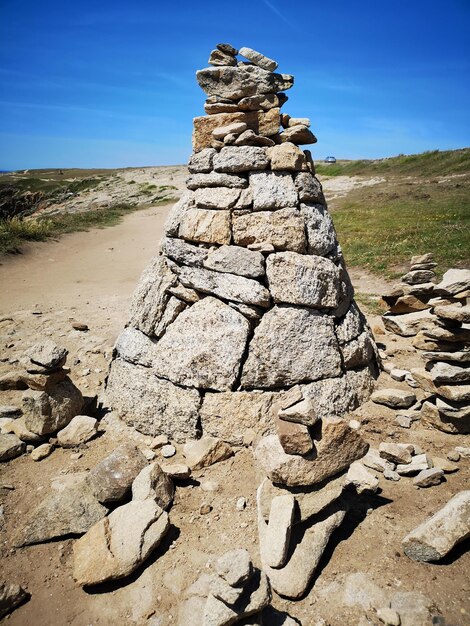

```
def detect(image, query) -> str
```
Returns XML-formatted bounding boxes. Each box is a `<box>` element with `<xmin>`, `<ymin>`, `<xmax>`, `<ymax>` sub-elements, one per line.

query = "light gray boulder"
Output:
<box><xmin>57</xmin><ymin>415</ymin><xmax>97</xmax><ymax>447</ymax></box>
<box><xmin>131</xmin><ymin>462</ymin><xmax>175</xmax><ymax>510</ymax></box>
<box><xmin>0</xmin><ymin>433</ymin><xmax>26</xmax><ymax>462</ymax></box>
<box><xmin>162</xmin><ymin>237</ymin><xmax>209</xmax><ymax>267</ymax></box>
<box><xmin>196</xmin><ymin>65</ymin><xmax>294</xmax><ymax>100</ymax></box>
<box><xmin>152</xmin><ymin>297</ymin><xmax>250</xmax><ymax>391</ymax></box>
<box><xmin>250</xmin><ymin>171</ymin><xmax>298</xmax><ymax>210</ymax></box>
<box><xmin>300</xmin><ymin>204</ymin><xmax>337</xmax><ymax>256</ymax></box>
<box><xmin>23</xmin><ymin>378</ymin><xmax>84</xmax><ymax>436</ymax></box>
<box><xmin>25</xmin><ymin>340</ymin><xmax>68</xmax><ymax>369</ymax></box>
<box><xmin>232</xmin><ymin>208</ymin><xmax>306</xmax><ymax>253</ymax></box>
<box><xmin>213</xmin><ymin>146</ymin><xmax>269</xmax><ymax>172</ymax></box>
<box><xmin>203</xmin><ymin>245</ymin><xmax>265</xmax><ymax>279</ymax></box>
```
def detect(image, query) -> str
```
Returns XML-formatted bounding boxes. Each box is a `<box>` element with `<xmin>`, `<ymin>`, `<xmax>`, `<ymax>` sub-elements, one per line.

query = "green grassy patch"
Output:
<box><xmin>331</xmin><ymin>175</ymin><xmax>470</xmax><ymax>277</ymax></box>
<box><xmin>0</xmin><ymin>202</ymin><xmax>144</xmax><ymax>255</ymax></box>
<box><xmin>316</xmin><ymin>148</ymin><xmax>470</xmax><ymax>178</ymax></box>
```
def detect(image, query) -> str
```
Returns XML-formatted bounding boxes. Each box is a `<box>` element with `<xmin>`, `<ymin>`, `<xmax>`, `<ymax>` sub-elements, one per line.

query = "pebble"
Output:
<box><xmin>349</xmin><ymin>419</ymin><xmax>361</xmax><ymax>430</ymax></box>
<box><xmin>150</xmin><ymin>435</ymin><xmax>169</xmax><ymax>449</ymax></box>
<box><xmin>200</xmin><ymin>504</ymin><xmax>213</xmax><ymax>515</ymax></box>
<box><xmin>390</xmin><ymin>368</ymin><xmax>408</xmax><ymax>382</ymax></box>
<box><xmin>161</xmin><ymin>444</ymin><xmax>176</xmax><ymax>458</ymax></box>
<box><xmin>72</xmin><ymin>322</ymin><xmax>89</xmax><ymax>331</ymax></box>
<box><xmin>142</xmin><ymin>449</ymin><xmax>156</xmax><ymax>461</ymax></box>
<box><xmin>447</xmin><ymin>450</ymin><xmax>460</xmax><ymax>462</ymax></box>
<box><xmin>236</xmin><ymin>497</ymin><xmax>246</xmax><ymax>511</ymax></box>
<box><xmin>413</xmin><ymin>468</ymin><xmax>444</xmax><ymax>488</ymax></box>
<box><xmin>384</xmin><ymin>468</ymin><xmax>401</xmax><ymax>481</ymax></box>
<box><xmin>70</xmin><ymin>452</ymin><xmax>82</xmax><ymax>460</ymax></box>
<box><xmin>395</xmin><ymin>416</ymin><xmax>411</xmax><ymax>429</ymax></box>
<box><xmin>200</xmin><ymin>480</ymin><xmax>220</xmax><ymax>492</ymax></box>
<box><xmin>31</xmin><ymin>443</ymin><xmax>54</xmax><ymax>461</ymax></box>
<box><xmin>377</xmin><ymin>607</ymin><xmax>401</xmax><ymax>626</ymax></box>
<box><xmin>455</xmin><ymin>446</ymin><xmax>470</xmax><ymax>458</ymax></box>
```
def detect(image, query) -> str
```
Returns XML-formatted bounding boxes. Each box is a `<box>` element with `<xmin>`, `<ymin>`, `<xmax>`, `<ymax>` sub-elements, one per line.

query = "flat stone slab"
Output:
<box><xmin>153</xmin><ymin>297</ymin><xmax>250</xmax><ymax>391</ymax></box>
<box><xmin>241</xmin><ymin>307</ymin><xmax>342</xmax><ymax>389</ymax></box>
<box><xmin>213</xmin><ymin>146</ymin><xmax>270</xmax><ymax>172</ymax></box>
<box><xmin>203</xmin><ymin>245</ymin><xmax>265</xmax><ymax>279</ymax></box>
<box><xmin>232</xmin><ymin>208</ymin><xmax>306</xmax><ymax>253</ymax></box>
<box><xmin>402</xmin><ymin>490</ymin><xmax>470</xmax><ymax>561</ymax></box>
<box><xmin>196</xmin><ymin>65</ymin><xmax>294</xmax><ymax>100</ymax></box>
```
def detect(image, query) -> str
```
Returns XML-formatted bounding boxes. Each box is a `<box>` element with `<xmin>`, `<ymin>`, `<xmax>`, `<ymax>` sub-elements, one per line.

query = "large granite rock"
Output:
<box><xmin>73</xmin><ymin>500</ymin><xmax>169</xmax><ymax>586</ymax></box>
<box><xmin>232</xmin><ymin>208</ymin><xmax>306</xmax><ymax>253</ymax></box>
<box><xmin>22</xmin><ymin>378</ymin><xmax>83</xmax><ymax>436</ymax></box>
<box><xmin>203</xmin><ymin>245</ymin><xmax>265</xmax><ymax>279</ymax></box>
<box><xmin>249</xmin><ymin>171</ymin><xmax>298</xmax><ymax>210</ymax></box>
<box><xmin>213</xmin><ymin>146</ymin><xmax>270</xmax><ymax>172</ymax></box>
<box><xmin>87</xmin><ymin>444</ymin><xmax>148</xmax><ymax>503</ymax></box>
<box><xmin>254</xmin><ymin>417</ymin><xmax>369</xmax><ymax>486</ymax></box>
<box><xmin>196</xmin><ymin>65</ymin><xmax>294</xmax><ymax>100</ymax></box>
<box><xmin>179</xmin><ymin>208</ymin><xmax>231</xmax><ymax>245</ymax></box>
<box><xmin>174</xmin><ymin>265</ymin><xmax>271</xmax><ymax>307</ymax></box>
<box><xmin>106</xmin><ymin>359</ymin><xmax>201</xmax><ymax>441</ymax></box>
<box><xmin>152</xmin><ymin>297</ymin><xmax>250</xmax><ymax>391</ymax></box>
<box><xmin>266</xmin><ymin>252</ymin><xmax>340</xmax><ymax>308</ymax></box>
<box><xmin>300</xmin><ymin>203</ymin><xmax>337</xmax><ymax>255</ymax></box>
<box><xmin>241</xmin><ymin>307</ymin><xmax>342</xmax><ymax>388</ymax></box>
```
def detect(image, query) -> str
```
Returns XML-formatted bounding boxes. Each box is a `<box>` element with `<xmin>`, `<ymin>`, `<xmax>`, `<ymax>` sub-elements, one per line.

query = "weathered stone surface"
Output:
<box><xmin>250</xmin><ymin>171</ymin><xmax>297</xmax><ymax>210</ymax></box>
<box><xmin>15</xmin><ymin>479</ymin><xmax>107</xmax><ymax>546</ymax></box>
<box><xmin>287</xmin><ymin>117</ymin><xmax>311</xmax><ymax>127</ymax></box>
<box><xmin>106</xmin><ymin>359</ymin><xmax>201</xmax><ymax>441</ymax></box>
<box><xmin>0</xmin><ymin>583</ymin><xmax>30</xmax><ymax>619</ymax></box>
<box><xmin>73</xmin><ymin>500</ymin><xmax>169</xmax><ymax>586</ymax></box>
<box><xmin>210</xmin><ymin>575</ymin><xmax>244</xmax><ymax>606</ymax></box>
<box><xmin>57</xmin><ymin>415</ymin><xmax>97</xmax><ymax>447</ymax></box>
<box><xmin>238</xmin><ymin>93</ymin><xmax>280</xmax><ymax>111</ymax></box>
<box><xmin>262</xmin><ymin>494</ymin><xmax>295</xmax><ymax>568</ymax></box>
<box><xmin>267</xmin><ymin>142</ymin><xmax>306</xmax><ymax>171</ymax></box>
<box><xmin>203</xmin><ymin>245</ymin><xmax>265</xmax><ymax>278</ymax></box>
<box><xmin>241</xmin><ymin>307</ymin><xmax>342</xmax><ymax>389</ymax></box>
<box><xmin>239</xmin><ymin>46</ymin><xmax>278</xmax><ymax>71</ymax></box>
<box><xmin>179</xmin><ymin>208</ymin><xmax>231</xmax><ymax>245</ymax></box>
<box><xmin>87</xmin><ymin>443</ymin><xmax>148</xmax><ymax>503</ymax></box>
<box><xmin>276</xmin><ymin>416</ymin><xmax>314</xmax><ymax>455</ymax></box>
<box><xmin>19</xmin><ymin>368</ymin><xmax>68</xmax><ymax>392</ymax></box>
<box><xmin>23</xmin><ymin>378</ymin><xmax>84</xmax><ymax>436</ymax></box>
<box><xmin>382</xmin><ymin>310</ymin><xmax>436</xmax><ymax>337</ymax></box>
<box><xmin>160</xmin><ymin>463</ymin><xmax>191</xmax><ymax>480</ymax></box>
<box><xmin>402</xmin><ymin>269</ymin><xmax>436</xmax><ymax>285</ymax></box>
<box><xmin>335</xmin><ymin>302</ymin><xmax>365</xmax><ymax>345</ymax></box>
<box><xmin>208</xmin><ymin>48</ymin><xmax>237</xmax><ymax>67</ymax></box>
<box><xmin>203</xmin><ymin>568</ymin><xmax>271</xmax><ymax>626</ymax></box>
<box><xmin>280</xmin><ymin>125</ymin><xmax>317</xmax><ymax>145</ymax></box>
<box><xmin>413</xmin><ymin>468</ymin><xmax>444</xmax><ymax>487</ymax></box>
<box><xmin>342</xmin><ymin>330</ymin><xmax>377</xmax><ymax>369</ymax></box>
<box><xmin>346</xmin><ymin>461</ymin><xmax>379</xmax><ymax>493</ymax></box>
<box><xmin>266</xmin><ymin>252</ymin><xmax>340</xmax><ymax>308</ymax></box>
<box><xmin>194</xmin><ymin>187</ymin><xmax>241</xmax><ymax>209</ymax></box>
<box><xmin>434</xmin><ymin>268</ymin><xmax>470</xmax><ymax>295</ymax></box>
<box><xmin>278</xmin><ymin>398</ymin><xmax>318</xmax><ymax>427</ymax></box>
<box><xmin>258</xmin><ymin>486</ymin><xmax>346</xmax><ymax>598</ymax></box>
<box><xmin>193</xmin><ymin>109</ymin><xmax>280</xmax><ymax>150</ymax></box>
<box><xmin>200</xmin><ymin>390</ymin><xmax>280</xmax><ymax>445</ymax></box>
<box><xmin>300</xmin><ymin>203</ymin><xmax>337</xmax><ymax>256</ymax></box>
<box><xmin>162</xmin><ymin>238</ymin><xmax>208</xmax><ymax>270</ymax></box>
<box><xmin>127</xmin><ymin>255</ymin><xmax>177</xmax><ymax>335</ymax></box>
<box><xmin>422</xmin><ymin>324</ymin><xmax>470</xmax><ymax>343</ymax></box>
<box><xmin>153</xmin><ymin>297</ymin><xmax>250</xmax><ymax>390</ymax></box>
<box><xmin>183</xmin><ymin>436</ymin><xmax>233</xmax><ymax>470</ymax></box>
<box><xmin>213</xmin><ymin>122</ymin><xmax>247</xmax><ymax>140</ymax></box>
<box><xmin>257</xmin><ymin>474</ymin><xmax>345</xmax><ymax>524</ymax></box>
<box><xmin>429</xmin><ymin>362</ymin><xmax>470</xmax><ymax>384</ymax></box>
<box><xmin>255</xmin><ymin>418</ymin><xmax>369</xmax><ymax>486</ymax></box>
<box><xmin>422</xmin><ymin>350</ymin><xmax>470</xmax><ymax>364</ymax></box>
<box><xmin>30</xmin><ymin>442</ymin><xmax>54</xmax><ymax>461</ymax></box>
<box><xmin>114</xmin><ymin>327</ymin><xmax>157</xmax><ymax>367</ymax></box>
<box><xmin>25</xmin><ymin>340</ymin><xmax>68</xmax><ymax>369</ymax></box>
<box><xmin>165</xmin><ymin>192</ymin><xmax>194</xmax><ymax>238</ymax></box>
<box><xmin>371</xmin><ymin>388</ymin><xmax>416</xmax><ymax>409</ymax></box>
<box><xmin>196</xmin><ymin>65</ymin><xmax>294</xmax><ymax>101</ymax></box>
<box><xmin>233</xmin><ymin>129</ymin><xmax>276</xmax><ymax>147</ymax></box>
<box><xmin>362</xmin><ymin>448</ymin><xmax>395</xmax><ymax>473</ymax></box>
<box><xmin>436</xmin><ymin>395</ymin><xmax>470</xmax><ymax>420</ymax></box>
<box><xmin>131</xmin><ymin>462</ymin><xmax>174</xmax><ymax>510</ymax></box>
<box><xmin>188</xmin><ymin>148</ymin><xmax>217</xmax><ymax>173</ymax></box>
<box><xmin>0</xmin><ymin>433</ymin><xmax>25</xmax><ymax>461</ymax></box>
<box><xmin>187</xmin><ymin>172</ymin><xmax>248</xmax><ymax>190</ymax></box>
<box><xmin>233</xmin><ymin>208</ymin><xmax>306</xmax><ymax>253</ymax></box>
<box><xmin>389</xmin><ymin>294</ymin><xmax>430</xmax><ymax>314</ymax></box>
<box><xmin>421</xmin><ymin>400</ymin><xmax>470</xmax><ymax>434</ymax></box>
<box><xmin>215</xmin><ymin>549</ymin><xmax>252</xmax><ymax>587</ymax></box>
<box><xmin>294</xmin><ymin>172</ymin><xmax>325</xmax><ymax>204</ymax></box>
<box><xmin>1</xmin><ymin>416</ymin><xmax>42</xmax><ymax>442</ymax></box>
<box><xmin>379</xmin><ymin>443</ymin><xmax>413</xmax><ymax>464</ymax></box>
<box><xmin>175</xmin><ymin>265</ymin><xmax>271</xmax><ymax>308</ymax></box>
<box><xmin>402</xmin><ymin>491</ymin><xmax>470</xmax><ymax>562</ymax></box>
<box><xmin>434</xmin><ymin>304</ymin><xmax>470</xmax><ymax>323</ymax></box>
<box><xmin>213</xmin><ymin>146</ymin><xmax>269</xmax><ymax>172</ymax></box>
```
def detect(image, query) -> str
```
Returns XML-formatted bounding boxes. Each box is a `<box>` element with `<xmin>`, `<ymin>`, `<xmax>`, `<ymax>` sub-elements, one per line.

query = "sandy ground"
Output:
<box><xmin>0</xmin><ymin>199</ymin><xmax>469</xmax><ymax>626</ymax></box>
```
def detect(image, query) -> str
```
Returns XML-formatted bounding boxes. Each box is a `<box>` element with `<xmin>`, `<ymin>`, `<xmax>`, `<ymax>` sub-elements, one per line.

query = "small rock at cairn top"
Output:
<box><xmin>105</xmin><ymin>44</ymin><xmax>380</xmax><ymax>449</ymax></box>
<box><xmin>25</xmin><ymin>339</ymin><xmax>68</xmax><ymax>369</ymax></box>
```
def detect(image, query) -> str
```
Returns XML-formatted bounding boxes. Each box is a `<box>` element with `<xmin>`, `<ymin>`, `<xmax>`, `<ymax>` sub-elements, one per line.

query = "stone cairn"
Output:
<box><xmin>382</xmin><ymin>256</ymin><xmax>470</xmax><ymax>434</ymax></box>
<box><xmin>106</xmin><ymin>43</ymin><xmax>381</xmax><ymax>450</ymax></box>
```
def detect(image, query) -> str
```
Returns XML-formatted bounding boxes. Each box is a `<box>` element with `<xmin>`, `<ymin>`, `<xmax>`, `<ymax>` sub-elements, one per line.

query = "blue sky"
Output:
<box><xmin>1</xmin><ymin>0</ymin><xmax>469</xmax><ymax>169</ymax></box>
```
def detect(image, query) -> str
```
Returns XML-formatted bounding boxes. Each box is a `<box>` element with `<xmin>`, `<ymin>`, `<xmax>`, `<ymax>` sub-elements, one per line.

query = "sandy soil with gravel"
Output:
<box><xmin>0</xmin><ymin>191</ymin><xmax>469</xmax><ymax>626</ymax></box>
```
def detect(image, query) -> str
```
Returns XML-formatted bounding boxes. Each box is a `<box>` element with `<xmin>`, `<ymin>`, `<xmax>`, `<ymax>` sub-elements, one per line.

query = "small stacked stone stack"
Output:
<box><xmin>19</xmin><ymin>340</ymin><xmax>83</xmax><ymax>437</ymax></box>
<box><xmin>179</xmin><ymin>549</ymin><xmax>271</xmax><ymax>626</ymax></box>
<box><xmin>382</xmin><ymin>253</ymin><xmax>437</xmax><ymax>316</ymax></box>
<box><xmin>382</xmin><ymin>261</ymin><xmax>470</xmax><ymax>434</ymax></box>
<box><xmin>106</xmin><ymin>44</ymin><xmax>380</xmax><ymax>445</ymax></box>
<box><xmin>254</xmin><ymin>388</ymin><xmax>370</xmax><ymax>598</ymax></box>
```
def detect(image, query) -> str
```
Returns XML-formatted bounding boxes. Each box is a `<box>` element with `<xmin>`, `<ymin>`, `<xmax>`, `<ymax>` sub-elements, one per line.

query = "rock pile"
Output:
<box><xmin>179</xmin><ymin>549</ymin><xmax>271</xmax><ymax>626</ymax></box>
<box><xmin>254</xmin><ymin>389</ymin><xmax>372</xmax><ymax>598</ymax></box>
<box><xmin>382</xmin><ymin>259</ymin><xmax>470</xmax><ymax>434</ymax></box>
<box><xmin>0</xmin><ymin>340</ymin><xmax>85</xmax><ymax>462</ymax></box>
<box><xmin>106</xmin><ymin>43</ymin><xmax>380</xmax><ymax>445</ymax></box>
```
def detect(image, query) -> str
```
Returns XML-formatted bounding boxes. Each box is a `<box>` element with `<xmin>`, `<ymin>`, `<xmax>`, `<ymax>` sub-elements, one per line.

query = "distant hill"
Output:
<box><xmin>315</xmin><ymin>148</ymin><xmax>470</xmax><ymax>177</ymax></box>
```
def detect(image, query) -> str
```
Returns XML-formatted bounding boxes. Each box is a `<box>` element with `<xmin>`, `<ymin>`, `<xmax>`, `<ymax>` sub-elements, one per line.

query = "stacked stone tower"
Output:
<box><xmin>106</xmin><ymin>44</ymin><xmax>380</xmax><ymax>443</ymax></box>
